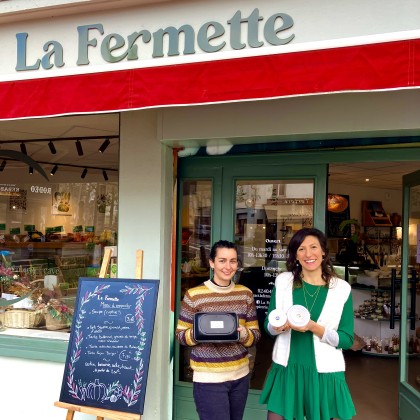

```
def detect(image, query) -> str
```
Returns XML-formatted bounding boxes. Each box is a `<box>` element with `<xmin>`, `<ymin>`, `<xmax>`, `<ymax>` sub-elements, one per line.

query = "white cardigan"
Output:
<box><xmin>271</xmin><ymin>272</ymin><xmax>351</xmax><ymax>373</ymax></box>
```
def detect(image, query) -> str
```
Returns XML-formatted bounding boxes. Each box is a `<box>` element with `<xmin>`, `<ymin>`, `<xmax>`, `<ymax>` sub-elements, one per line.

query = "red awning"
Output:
<box><xmin>0</xmin><ymin>38</ymin><xmax>419</xmax><ymax>120</ymax></box>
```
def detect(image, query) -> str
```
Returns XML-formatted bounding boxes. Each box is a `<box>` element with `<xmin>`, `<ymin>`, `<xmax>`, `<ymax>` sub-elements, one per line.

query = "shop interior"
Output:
<box><xmin>0</xmin><ymin>114</ymin><xmax>119</xmax><ymax>334</ymax></box>
<box><xmin>328</xmin><ymin>161</ymin><xmax>420</xmax><ymax>419</ymax></box>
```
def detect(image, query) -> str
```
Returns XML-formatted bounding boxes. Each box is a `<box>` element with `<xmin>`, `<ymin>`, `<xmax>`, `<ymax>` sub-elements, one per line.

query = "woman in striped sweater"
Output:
<box><xmin>176</xmin><ymin>240</ymin><xmax>261</xmax><ymax>420</ymax></box>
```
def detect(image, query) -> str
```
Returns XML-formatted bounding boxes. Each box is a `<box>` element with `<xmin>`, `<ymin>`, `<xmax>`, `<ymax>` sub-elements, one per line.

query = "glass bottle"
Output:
<box><xmin>388</xmin><ymin>339</ymin><xmax>394</xmax><ymax>354</ymax></box>
<box><xmin>415</xmin><ymin>338</ymin><xmax>420</xmax><ymax>354</ymax></box>
<box><xmin>408</xmin><ymin>336</ymin><xmax>414</xmax><ymax>354</ymax></box>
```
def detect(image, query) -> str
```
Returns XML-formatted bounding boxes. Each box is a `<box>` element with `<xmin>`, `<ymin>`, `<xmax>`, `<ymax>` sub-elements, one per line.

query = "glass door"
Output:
<box><xmin>399</xmin><ymin>170</ymin><xmax>420</xmax><ymax>419</ymax></box>
<box><xmin>174</xmin><ymin>157</ymin><xmax>327</xmax><ymax>420</ymax></box>
<box><xmin>233</xmin><ymin>179</ymin><xmax>316</xmax><ymax>389</ymax></box>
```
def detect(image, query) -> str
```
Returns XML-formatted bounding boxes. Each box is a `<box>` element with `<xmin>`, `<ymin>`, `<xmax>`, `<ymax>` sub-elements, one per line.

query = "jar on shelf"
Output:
<box><xmin>408</xmin><ymin>336</ymin><xmax>415</xmax><ymax>354</ymax></box>
<box><xmin>415</xmin><ymin>338</ymin><xmax>420</xmax><ymax>354</ymax></box>
<box><xmin>391</xmin><ymin>213</ymin><xmax>402</xmax><ymax>227</ymax></box>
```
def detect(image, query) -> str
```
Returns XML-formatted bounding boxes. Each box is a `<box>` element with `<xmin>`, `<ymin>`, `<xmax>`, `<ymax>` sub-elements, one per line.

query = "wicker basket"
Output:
<box><xmin>4</xmin><ymin>309</ymin><xmax>45</xmax><ymax>329</ymax></box>
<box><xmin>0</xmin><ymin>310</ymin><xmax>5</xmax><ymax>327</ymax></box>
<box><xmin>45</xmin><ymin>312</ymin><xmax>70</xmax><ymax>331</ymax></box>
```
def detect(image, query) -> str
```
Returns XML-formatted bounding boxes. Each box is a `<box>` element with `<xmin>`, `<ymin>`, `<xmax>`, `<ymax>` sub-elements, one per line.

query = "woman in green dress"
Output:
<box><xmin>259</xmin><ymin>228</ymin><xmax>356</xmax><ymax>420</ymax></box>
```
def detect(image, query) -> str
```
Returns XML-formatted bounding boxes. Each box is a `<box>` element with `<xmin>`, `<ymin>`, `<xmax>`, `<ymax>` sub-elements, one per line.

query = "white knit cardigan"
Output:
<box><xmin>271</xmin><ymin>272</ymin><xmax>351</xmax><ymax>373</ymax></box>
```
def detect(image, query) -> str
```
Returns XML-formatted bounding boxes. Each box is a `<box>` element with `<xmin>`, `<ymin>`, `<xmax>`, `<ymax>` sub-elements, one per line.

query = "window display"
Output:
<box><xmin>0</xmin><ymin>181</ymin><xmax>118</xmax><ymax>336</ymax></box>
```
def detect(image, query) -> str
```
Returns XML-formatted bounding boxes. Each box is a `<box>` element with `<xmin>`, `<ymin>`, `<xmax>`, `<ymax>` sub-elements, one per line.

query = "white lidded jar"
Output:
<box><xmin>268</xmin><ymin>309</ymin><xmax>287</xmax><ymax>328</ymax></box>
<box><xmin>287</xmin><ymin>305</ymin><xmax>310</xmax><ymax>328</ymax></box>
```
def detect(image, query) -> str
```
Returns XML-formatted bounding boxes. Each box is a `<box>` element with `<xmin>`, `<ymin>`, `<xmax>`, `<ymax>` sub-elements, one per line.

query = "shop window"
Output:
<box><xmin>0</xmin><ymin>181</ymin><xmax>118</xmax><ymax>339</ymax></box>
<box><xmin>234</xmin><ymin>180</ymin><xmax>314</xmax><ymax>389</ymax></box>
<box><xmin>178</xmin><ymin>180</ymin><xmax>212</xmax><ymax>382</ymax></box>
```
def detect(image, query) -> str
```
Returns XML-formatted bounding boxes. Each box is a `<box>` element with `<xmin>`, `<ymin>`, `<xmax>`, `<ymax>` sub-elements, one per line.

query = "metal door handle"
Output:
<box><xmin>390</xmin><ymin>268</ymin><xmax>400</xmax><ymax>329</ymax></box>
<box><xmin>408</xmin><ymin>269</ymin><xmax>418</xmax><ymax>330</ymax></box>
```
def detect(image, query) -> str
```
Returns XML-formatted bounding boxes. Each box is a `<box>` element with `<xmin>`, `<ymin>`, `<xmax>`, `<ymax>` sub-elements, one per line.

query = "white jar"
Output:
<box><xmin>287</xmin><ymin>305</ymin><xmax>310</xmax><ymax>327</ymax></box>
<box><xmin>268</xmin><ymin>309</ymin><xmax>287</xmax><ymax>328</ymax></box>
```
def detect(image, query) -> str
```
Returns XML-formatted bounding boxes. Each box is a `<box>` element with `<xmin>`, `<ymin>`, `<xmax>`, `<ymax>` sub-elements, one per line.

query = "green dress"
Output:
<box><xmin>259</xmin><ymin>281</ymin><xmax>356</xmax><ymax>420</ymax></box>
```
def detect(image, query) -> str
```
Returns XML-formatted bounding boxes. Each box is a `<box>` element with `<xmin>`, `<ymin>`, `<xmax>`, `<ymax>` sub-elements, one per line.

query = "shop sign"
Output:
<box><xmin>30</xmin><ymin>185</ymin><xmax>52</xmax><ymax>194</ymax></box>
<box><xmin>0</xmin><ymin>185</ymin><xmax>20</xmax><ymax>196</ymax></box>
<box><xmin>15</xmin><ymin>8</ymin><xmax>294</xmax><ymax>72</ymax></box>
<box><xmin>267</xmin><ymin>198</ymin><xmax>314</xmax><ymax>205</ymax></box>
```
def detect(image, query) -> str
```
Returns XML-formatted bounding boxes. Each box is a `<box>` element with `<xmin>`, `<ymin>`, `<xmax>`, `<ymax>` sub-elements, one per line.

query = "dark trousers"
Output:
<box><xmin>193</xmin><ymin>375</ymin><xmax>249</xmax><ymax>420</ymax></box>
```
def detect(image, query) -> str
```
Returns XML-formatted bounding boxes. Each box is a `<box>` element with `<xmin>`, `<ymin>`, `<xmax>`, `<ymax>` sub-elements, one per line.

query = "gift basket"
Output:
<box><xmin>4</xmin><ymin>308</ymin><xmax>45</xmax><ymax>328</ymax></box>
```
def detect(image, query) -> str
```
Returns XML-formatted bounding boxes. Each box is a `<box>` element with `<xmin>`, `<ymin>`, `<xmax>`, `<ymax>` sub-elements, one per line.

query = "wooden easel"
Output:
<box><xmin>53</xmin><ymin>402</ymin><xmax>141</xmax><ymax>420</ymax></box>
<box><xmin>54</xmin><ymin>249</ymin><xmax>144</xmax><ymax>420</ymax></box>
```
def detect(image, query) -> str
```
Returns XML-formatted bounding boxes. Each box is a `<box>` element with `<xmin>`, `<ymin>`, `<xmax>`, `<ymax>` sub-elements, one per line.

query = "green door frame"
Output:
<box><xmin>174</xmin><ymin>163</ymin><xmax>224</xmax><ymax>420</ymax></box>
<box><xmin>174</xmin><ymin>147</ymin><xmax>420</xmax><ymax>420</ymax></box>
<box><xmin>400</xmin><ymin>170</ymin><xmax>420</xmax><ymax>419</ymax></box>
<box><xmin>175</xmin><ymin>154</ymin><xmax>328</xmax><ymax>420</ymax></box>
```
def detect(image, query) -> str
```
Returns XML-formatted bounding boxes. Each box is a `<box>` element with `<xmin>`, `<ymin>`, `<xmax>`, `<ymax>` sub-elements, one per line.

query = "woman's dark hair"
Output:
<box><xmin>210</xmin><ymin>240</ymin><xmax>238</xmax><ymax>261</ymax></box>
<box><xmin>286</xmin><ymin>228</ymin><xmax>336</xmax><ymax>287</ymax></box>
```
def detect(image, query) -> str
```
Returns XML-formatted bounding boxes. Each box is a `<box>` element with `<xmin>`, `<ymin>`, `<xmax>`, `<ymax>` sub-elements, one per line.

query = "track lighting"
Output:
<box><xmin>75</xmin><ymin>140</ymin><xmax>84</xmax><ymax>156</ymax></box>
<box><xmin>0</xmin><ymin>136</ymin><xmax>119</xmax><ymax>177</ymax></box>
<box><xmin>48</xmin><ymin>141</ymin><xmax>57</xmax><ymax>154</ymax></box>
<box><xmin>98</xmin><ymin>138</ymin><xmax>110</xmax><ymax>153</ymax></box>
<box><xmin>50</xmin><ymin>165</ymin><xmax>58</xmax><ymax>175</ymax></box>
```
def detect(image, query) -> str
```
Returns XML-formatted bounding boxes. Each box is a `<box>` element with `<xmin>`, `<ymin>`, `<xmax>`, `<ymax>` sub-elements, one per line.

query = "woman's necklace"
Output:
<box><xmin>302</xmin><ymin>282</ymin><xmax>322</xmax><ymax>313</ymax></box>
<box><xmin>302</xmin><ymin>281</ymin><xmax>319</xmax><ymax>297</ymax></box>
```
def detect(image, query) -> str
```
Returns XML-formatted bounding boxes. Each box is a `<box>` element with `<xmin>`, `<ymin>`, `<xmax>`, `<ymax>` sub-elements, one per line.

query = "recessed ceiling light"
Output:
<box><xmin>365</xmin><ymin>178</ymin><xmax>370</xmax><ymax>182</ymax></box>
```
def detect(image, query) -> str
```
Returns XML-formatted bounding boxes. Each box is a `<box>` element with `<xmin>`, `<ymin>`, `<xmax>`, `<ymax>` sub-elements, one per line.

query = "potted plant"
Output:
<box><xmin>0</xmin><ymin>251</ymin><xmax>18</xmax><ymax>295</ymax></box>
<box><xmin>336</xmin><ymin>219</ymin><xmax>363</xmax><ymax>265</ymax></box>
<box><xmin>338</xmin><ymin>218</ymin><xmax>361</xmax><ymax>244</ymax></box>
<box><xmin>97</xmin><ymin>193</ymin><xmax>112</xmax><ymax>213</ymax></box>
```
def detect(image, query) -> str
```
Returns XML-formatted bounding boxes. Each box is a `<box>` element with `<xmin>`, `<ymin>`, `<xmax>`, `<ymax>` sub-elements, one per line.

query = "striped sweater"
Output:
<box><xmin>176</xmin><ymin>279</ymin><xmax>261</xmax><ymax>383</ymax></box>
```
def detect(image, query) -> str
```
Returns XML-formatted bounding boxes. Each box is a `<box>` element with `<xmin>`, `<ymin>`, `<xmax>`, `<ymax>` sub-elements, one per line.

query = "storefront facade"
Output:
<box><xmin>0</xmin><ymin>1</ymin><xmax>420</xmax><ymax>419</ymax></box>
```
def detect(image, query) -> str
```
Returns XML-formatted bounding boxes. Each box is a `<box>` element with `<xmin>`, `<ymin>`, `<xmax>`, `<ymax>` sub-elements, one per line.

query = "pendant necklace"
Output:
<box><xmin>302</xmin><ymin>281</ymin><xmax>319</xmax><ymax>297</ymax></box>
<box><xmin>302</xmin><ymin>281</ymin><xmax>322</xmax><ymax>313</ymax></box>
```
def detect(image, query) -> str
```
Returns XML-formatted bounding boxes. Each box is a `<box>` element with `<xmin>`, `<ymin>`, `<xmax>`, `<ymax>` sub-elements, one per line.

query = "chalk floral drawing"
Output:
<box><xmin>66</xmin><ymin>284</ymin><xmax>110</xmax><ymax>401</ymax></box>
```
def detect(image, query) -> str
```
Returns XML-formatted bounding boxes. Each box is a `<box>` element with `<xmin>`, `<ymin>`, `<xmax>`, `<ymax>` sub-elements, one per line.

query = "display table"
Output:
<box><xmin>1</xmin><ymin>242</ymin><xmax>91</xmax><ymax>284</ymax></box>
<box><xmin>0</xmin><ymin>241</ymin><xmax>89</xmax><ymax>259</ymax></box>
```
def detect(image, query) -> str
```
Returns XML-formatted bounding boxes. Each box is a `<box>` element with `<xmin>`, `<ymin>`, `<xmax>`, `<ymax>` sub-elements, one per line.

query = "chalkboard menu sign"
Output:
<box><xmin>59</xmin><ymin>277</ymin><xmax>159</xmax><ymax>415</ymax></box>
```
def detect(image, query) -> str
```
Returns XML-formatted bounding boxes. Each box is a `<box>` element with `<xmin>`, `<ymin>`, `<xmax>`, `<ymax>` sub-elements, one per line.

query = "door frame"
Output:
<box><xmin>399</xmin><ymin>170</ymin><xmax>420</xmax><ymax>419</ymax></box>
<box><xmin>174</xmin><ymin>147</ymin><xmax>420</xmax><ymax>420</ymax></box>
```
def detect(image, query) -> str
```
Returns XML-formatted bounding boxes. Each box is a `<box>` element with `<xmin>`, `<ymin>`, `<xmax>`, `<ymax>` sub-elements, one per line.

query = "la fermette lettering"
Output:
<box><xmin>15</xmin><ymin>8</ymin><xmax>294</xmax><ymax>71</ymax></box>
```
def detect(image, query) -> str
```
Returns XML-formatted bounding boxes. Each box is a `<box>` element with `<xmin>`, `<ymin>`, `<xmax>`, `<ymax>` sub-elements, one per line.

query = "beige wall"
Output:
<box><xmin>118</xmin><ymin>110</ymin><xmax>173</xmax><ymax>420</ymax></box>
<box><xmin>160</xmin><ymin>90</ymin><xmax>420</xmax><ymax>147</ymax></box>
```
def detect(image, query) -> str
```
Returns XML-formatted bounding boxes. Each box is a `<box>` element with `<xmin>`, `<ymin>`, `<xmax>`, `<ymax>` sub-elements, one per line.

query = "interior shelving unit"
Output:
<box><xmin>361</xmin><ymin>201</ymin><xmax>399</xmax><ymax>266</ymax></box>
<box><xmin>353</xmin><ymin>286</ymin><xmax>420</xmax><ymax>357</ymax></box>
<box><xmin>361</xmin><ymin>200</ymin><xmax>392</xmax><ymax>227</ymax></box>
